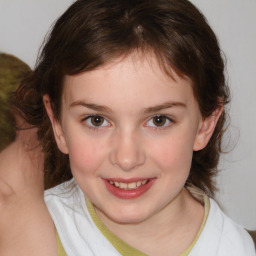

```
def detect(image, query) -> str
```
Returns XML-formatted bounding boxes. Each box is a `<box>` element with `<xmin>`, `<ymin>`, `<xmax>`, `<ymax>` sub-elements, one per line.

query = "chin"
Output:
<box><xmin>106</xmin><ymin>207</ymin><xmax>152</xmax><ymax>225</ymax></box>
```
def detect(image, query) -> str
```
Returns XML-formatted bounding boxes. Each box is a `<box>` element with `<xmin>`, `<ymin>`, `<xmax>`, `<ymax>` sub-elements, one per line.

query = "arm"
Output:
<box><xmin>0</xmin><ymin>128</ymin><xmax>57</xmax><ymax>255</ymax></box>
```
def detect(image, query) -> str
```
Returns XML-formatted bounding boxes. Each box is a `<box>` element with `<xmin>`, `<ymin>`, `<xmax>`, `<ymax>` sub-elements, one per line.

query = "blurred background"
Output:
<box><xmin>0</xmin><ymin>0</ymin><xmax>255</xmax><ymax>229</ymax></box>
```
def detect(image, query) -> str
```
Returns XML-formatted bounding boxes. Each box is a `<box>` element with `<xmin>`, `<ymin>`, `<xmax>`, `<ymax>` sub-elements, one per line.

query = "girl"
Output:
<box><xmin>1</xmin><ymin>0</ymin><xmax>255</xmax><ymax>255</ymax></box>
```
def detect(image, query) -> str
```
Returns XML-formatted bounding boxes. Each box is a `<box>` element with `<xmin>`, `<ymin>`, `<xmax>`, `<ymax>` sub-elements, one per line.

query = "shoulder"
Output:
<box><xmin>44</xmin><ymin>179</ymin><xmax>121</xmax><ymax>256</ymax></box>
<box><xmin>44</xmin><ymin>178</ymin><xmax>83</xmax><ymax>214</ymax></box>
<box><xmin>190</xmin><ymin>198</ymin><xmax>255</xmax><ymax>256</ymax></box>
<box><xmin>210</xmin><ymin>199</ymin><xmax>255</xmax><ymax>255</ymax></box>
<box><xmin>44</xmin><ymin>179</ymin><xmax>76</xmax><ymax>198</ymax></box>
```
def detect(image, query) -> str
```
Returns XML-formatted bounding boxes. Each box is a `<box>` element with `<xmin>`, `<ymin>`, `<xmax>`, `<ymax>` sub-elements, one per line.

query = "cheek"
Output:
<box><xmin>149</xmin><ymin>135</ymin><xmax>195</xmax><ymax>173</ymax></box>
<box><xmin>67</xmin><ymin>136</ymin><xmax>107</xmax><ymax>176</ymax></box>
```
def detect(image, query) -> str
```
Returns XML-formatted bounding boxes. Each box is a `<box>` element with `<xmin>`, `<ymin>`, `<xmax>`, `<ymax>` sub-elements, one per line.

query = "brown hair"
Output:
<box><xmin>13</xmin><ymin>0</ymin><xmax>230</xmax><ymax>195</ymax></box>
<box><xmin>0</xmin><ymin>53</ymin><xmax>31</xmax><ymax>151</ymax></box>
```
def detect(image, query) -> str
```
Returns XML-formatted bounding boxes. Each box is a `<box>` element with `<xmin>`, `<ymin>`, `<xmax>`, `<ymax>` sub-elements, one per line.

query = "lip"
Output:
<box><xmin>103</xmin><ymin>178</ymin><xmax>156</xmax><ymax>199</ymax></box>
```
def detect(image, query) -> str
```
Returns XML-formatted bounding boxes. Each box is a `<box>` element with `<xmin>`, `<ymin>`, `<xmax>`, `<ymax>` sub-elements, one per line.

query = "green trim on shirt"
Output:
<box><xmin>86</xmin><ymin>198</ymin><xmax>148</xmax><ymax>256</ymax></box>
<box><xmin>180</xmin><ymin>193</ymin><xmax>210</xmax><ymax>255</ymax></box>
<box><xmin>56</xmin><ymin>192</ymin><xmax>210</xmax><ymax>256</ymax></box>
<box><xmin>86</xmin><ymin>194</ymin><xmax>209</xmax><ymax>256</ymax></box>
<box><xmin>56</xmin><ymin>227</ymin><xmax>67</xmax><ymax>256</ymax></box>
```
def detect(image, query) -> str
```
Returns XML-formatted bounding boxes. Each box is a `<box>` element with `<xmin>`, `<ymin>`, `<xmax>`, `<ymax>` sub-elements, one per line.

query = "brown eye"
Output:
<box><xmin>85</xmin><ymin>115</ymin><xmax>109</xmax><ymax>127</ymax></box>
<box><xmin>146</xmin><ymin>115</ymin><xmax>172</xmax><ymax>128</ymax></box>
<box><xmin>152</xmin><ymin>116</ymin><xmax>167</xmax><ymax>127</ymax></box>
<box><xmin>91</xmin><ymin>116</ymin><xmax>104</xmax><ymax>126</ymax></box>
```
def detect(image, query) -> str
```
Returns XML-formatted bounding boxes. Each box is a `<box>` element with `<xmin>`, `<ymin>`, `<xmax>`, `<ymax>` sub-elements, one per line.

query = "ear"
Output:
<box><xmin>193</xmin><ymin>105</ymin><xmax>223</xmax><ymax>151</ymax></box>
<box><xmin>43</xmin><ymin>95</ymin><xmax>69</xmax><ymax>154</ymax></box>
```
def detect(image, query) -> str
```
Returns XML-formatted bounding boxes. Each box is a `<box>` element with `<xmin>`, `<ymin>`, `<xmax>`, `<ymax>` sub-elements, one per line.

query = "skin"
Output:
<box><xmin>44</xmin><ymin>53</ymin><xmax>222</xmax><ymax>255</ymax></box>
<box><xmin>0</xmin><ymin>125</ymin><xmax>57</xmax><ymax>255</ymax></box>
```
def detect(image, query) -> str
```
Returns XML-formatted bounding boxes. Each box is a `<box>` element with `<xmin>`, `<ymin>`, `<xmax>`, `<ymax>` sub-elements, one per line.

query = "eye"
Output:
<box><xmin>146</xmin><ymin>115</ymin><xmax>172</xmax><ymax>128</ymax></box>
<box><xmin>84</xmin><ymin>115</ymin><xmax>110</xmax><ymax>127</ymax></box>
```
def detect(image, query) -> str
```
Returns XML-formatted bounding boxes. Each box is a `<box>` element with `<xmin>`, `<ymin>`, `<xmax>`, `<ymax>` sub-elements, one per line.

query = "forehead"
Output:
<box><xmin>62</xmin><ymin>53</ymin><xmax>195</xmax><ymax>110</ymax></box>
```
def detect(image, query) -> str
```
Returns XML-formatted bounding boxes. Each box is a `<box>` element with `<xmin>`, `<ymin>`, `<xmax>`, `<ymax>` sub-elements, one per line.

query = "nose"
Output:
<box><xmin>110</xmin><ymin>129</ymin><xmax>146</xmax><ymax>172</ymax></box>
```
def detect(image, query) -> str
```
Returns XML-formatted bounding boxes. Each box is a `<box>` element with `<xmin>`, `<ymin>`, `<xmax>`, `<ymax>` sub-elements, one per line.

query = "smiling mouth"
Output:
<box><xmin>103</xmin><ymin>178</ymin><xmax>155</xmax><ymax>199</ymax></box>
<box><xmin>108</xmin><ymin>179</ymin><xmax>149</xmax><ymax>190</ymax></box>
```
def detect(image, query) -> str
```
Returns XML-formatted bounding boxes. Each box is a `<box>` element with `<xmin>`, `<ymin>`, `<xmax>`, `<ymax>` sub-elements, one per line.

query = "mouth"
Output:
<box><xmin>108</xmin><ymin>179</ymin><xmax>149</xmax><ymax>190</ymax></box>
<box><xmin>103</xmin><ymin>178</ymin><xmax>155</xmax><ymax>199</ymax></box>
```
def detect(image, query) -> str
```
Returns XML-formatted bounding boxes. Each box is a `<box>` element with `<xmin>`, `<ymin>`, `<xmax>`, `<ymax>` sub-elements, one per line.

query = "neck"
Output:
<box><xmin>94</xmin><ymin>188</ymin><xmax>204</xmax><ymax>255</ymax></box>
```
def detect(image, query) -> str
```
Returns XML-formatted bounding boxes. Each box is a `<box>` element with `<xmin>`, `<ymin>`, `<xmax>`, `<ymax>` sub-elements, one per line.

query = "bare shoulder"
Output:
<box><xmin>0</xmin><ymin>131</ymin><xmax>57</xmax><ymax>255</ymax></box>
<box><xmin>0</xmin><ymin>197</ymin><xmax>57</xmax><ymax>255</ymax></box>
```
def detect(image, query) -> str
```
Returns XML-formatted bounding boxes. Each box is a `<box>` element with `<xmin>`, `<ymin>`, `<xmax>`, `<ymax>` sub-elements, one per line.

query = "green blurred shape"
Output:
<box><xmin>0</xmin><ymin>53</ymin><xmax>31</xmax><ymax>151</ymax></box>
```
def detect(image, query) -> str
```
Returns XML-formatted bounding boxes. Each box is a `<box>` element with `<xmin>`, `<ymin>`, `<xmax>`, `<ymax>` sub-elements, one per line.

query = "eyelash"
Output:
<box><xmin>145</xmin><ymin>115</ymin><xmax>174</xmax><ymax>129</ymax></box>
<box><xmin>82</xmin><ymin>114</ymin><xmax>110</xmax><ymax>130</ymax></box>
<box><xmin>82</xmin><ymin>114</ymin><xmax>174</xmax><ymax>130</ymax></box>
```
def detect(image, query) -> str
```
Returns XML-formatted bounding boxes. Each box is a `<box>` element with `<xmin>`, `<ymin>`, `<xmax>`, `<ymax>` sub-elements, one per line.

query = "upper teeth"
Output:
<box><xmin>109</xmin><ymin>179</ymin><xmax>148</xmax><ymax>190</ymax></box>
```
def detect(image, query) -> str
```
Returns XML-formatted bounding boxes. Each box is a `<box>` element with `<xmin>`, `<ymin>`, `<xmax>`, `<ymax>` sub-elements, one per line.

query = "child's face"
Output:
<box><xmin>47</xmin><ymin>53</ymin><xmax>214</xmax><ymax>224</ymax></box>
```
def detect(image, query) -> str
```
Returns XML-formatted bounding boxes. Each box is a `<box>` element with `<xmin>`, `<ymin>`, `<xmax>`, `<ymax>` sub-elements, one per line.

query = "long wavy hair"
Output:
<box><xmin>13</xmin><ymin>0</ymin><xmax>230</xmax><ymax>195</ymax></box>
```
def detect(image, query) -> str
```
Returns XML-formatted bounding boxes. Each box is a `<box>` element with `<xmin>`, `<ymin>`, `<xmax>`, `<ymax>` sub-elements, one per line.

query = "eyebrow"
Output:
<box><xmin>70</xmin><ymin>101</ymin><xmax>112</xmax><ymax>112</ymax></box>
<box><xmin>143</xmin><ymin>101</ymin><xmax>186</xmax><ymax>114</ymax></box>
<box><xmin>70</xmin><ymin>100</ymin><xmax>186</xmax><ymax>114</ymax></box>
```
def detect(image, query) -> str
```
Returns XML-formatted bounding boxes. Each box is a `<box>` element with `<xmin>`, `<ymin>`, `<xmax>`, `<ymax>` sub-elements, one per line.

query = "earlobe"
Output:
<box><xmin>43</xmin><ymin>95</ymin><xmax>69</xmax><ymax>154</ymax></box>
<box><xmin>193</xmin><ymin>106</ymin><xmax>223</xmax><ymax>151</ymax></box>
